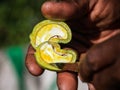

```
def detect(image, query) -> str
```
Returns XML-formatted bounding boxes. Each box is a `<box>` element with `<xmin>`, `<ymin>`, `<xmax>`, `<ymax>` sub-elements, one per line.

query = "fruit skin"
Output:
<box><xmin>30</xmin><ymin>20</ymin><xmax>77</xmax><ymax>71</ymax></box>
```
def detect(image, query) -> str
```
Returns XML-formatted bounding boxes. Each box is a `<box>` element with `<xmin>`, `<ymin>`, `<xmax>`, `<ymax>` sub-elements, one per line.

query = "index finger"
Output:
<box><xmin>25</xmin><ymin>45</ymin><xmax>44</xmax><ymax>76</ymax></box>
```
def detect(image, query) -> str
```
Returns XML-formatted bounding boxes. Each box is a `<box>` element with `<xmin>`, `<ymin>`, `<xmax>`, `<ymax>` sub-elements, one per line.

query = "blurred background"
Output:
<box><xmin>0</xmin><ymin>0</ymin><xmax>88</xmax><ymax>90</ymax></box>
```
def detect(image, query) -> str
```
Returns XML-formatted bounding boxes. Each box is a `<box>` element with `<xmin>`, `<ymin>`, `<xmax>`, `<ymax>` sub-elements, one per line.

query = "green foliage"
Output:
<box><xmin>0</xmin><ymin>0</ymin><xmax>45</xmax><ymax>47</ymax></box>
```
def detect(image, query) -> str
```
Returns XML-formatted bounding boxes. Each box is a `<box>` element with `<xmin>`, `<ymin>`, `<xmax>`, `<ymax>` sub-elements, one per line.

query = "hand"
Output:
<box><xmin>25</xmin><ymin>0</ymin><xmax>120</xmax><ymax>90</ymax></box>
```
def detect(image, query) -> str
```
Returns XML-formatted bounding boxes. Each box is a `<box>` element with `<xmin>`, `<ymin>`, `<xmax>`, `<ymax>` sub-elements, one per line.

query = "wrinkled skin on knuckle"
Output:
<box><xmin>90</xmin><ymin>0</ymin><xmax>120</xmax><ymax>28</ymax></box>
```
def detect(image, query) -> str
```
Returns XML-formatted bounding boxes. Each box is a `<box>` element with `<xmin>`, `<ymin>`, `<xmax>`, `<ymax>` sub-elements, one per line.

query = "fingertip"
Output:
<box><xmin>26</xmin><ymin>63</ymin><xmax>44</xmax><ymax>76</ymax></box>
<box><xmin>41</xmin><ymin>1</ymin><xmax>78</xmax><ymax>20</ymax></box>
<box><xmin>25</xmin><ymin>56</ymin><xmax>44</xmax><ymax>76</ymax></box>
<box><xmin>25</xmin><ymin>45</ymin><xmax>44</xmax><ymax>76</ymax></box>
<box><xmin>88</xmin><ymin>83</ymin><xmax>96</xmax><ymax>90</ymax></box>
<box><xmin>57</xmin><ymin>72</ymin><xmax>78</xmax><ymax>90</ymax></box>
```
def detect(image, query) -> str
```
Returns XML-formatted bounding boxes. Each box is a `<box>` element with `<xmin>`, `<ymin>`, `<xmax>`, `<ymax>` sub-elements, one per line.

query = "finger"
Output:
<box><xmin>88</xmin><ymin>83</ymin><xmax>96</xmax><ymax>90</ymax></box>
<box><xmin>41</xmin><ymin>0</ymin><xmax>83</xmax><ymax>20</ymax></box>
<box><xmin>90</xmin><ymin>0</ymin><xmax>120</xmax><ymax>28</ymax></box>
<box><xmin>57</xmin><ymin>72</ymin><xmax>78</xmax><ymax>90</ymax></box>
<box><xmin>25</xmin><ymin>45</ymin><xmax>44</xmax><ymax>76</ymax></box>
<box><xmin>79</xmin><ymin>33</ymin><xmax>120</xmax><ymax>82</ymax></box>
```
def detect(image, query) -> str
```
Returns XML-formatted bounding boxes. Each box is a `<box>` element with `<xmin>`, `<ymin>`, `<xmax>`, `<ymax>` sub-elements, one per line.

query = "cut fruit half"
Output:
<box><xmin>30</xmin><ymin>20</ymin><xmax>77</xmax><ymax>71</ymax></box>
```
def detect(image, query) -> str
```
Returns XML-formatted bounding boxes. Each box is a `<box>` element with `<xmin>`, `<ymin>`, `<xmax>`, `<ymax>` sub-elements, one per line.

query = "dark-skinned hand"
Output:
<box><xmin>25</xmin><ymin>0</ymin><xmax>120</xmax><ymax>90</ymax></box>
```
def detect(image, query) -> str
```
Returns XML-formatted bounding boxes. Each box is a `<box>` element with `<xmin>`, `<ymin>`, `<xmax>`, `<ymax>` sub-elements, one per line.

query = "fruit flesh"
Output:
<box><xmin>30</xmin><ymin>20</ymin><xmax>71</xmax><ymax>48</ymax></box>
<box><xmin>38</xmin><ymin>42</ymin><xmax>75</xmax><ymax>63</ymax></box>
<box><xmin>30</xmin><ymin>20</ymin><xmax>77</xmax><ymax>71</ymax></box>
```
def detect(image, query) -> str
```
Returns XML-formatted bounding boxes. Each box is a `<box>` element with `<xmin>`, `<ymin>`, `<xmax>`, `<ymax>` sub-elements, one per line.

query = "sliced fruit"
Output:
<box><xmin>30</xmin><ymin>20</ymin><xmax>77</xmax><ymax>71</ymax></box>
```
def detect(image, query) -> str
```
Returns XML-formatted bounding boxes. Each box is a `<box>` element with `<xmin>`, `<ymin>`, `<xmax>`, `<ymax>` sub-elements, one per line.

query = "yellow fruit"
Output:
<box><xmin>30</xmin><ymin>20</ymin><xmax>77</xmax><ymax>71</ymax></box>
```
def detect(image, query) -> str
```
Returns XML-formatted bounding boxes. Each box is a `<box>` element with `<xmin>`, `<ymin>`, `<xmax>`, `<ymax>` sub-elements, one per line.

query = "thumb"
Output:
<box><xmin>41</xmin><ymin>0</ymin><xmax>89</xmax><ymax>20</ymax></box>
<box><xmin>78</xmin><ymin>33</ymin><xmax>120</xmax><ymax>82</ymax></box>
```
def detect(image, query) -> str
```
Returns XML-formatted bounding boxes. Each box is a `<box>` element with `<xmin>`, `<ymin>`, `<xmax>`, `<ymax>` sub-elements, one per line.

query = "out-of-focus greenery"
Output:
<box><xmin>0</xmin><ymin>0</ymin><xmax>45</xmax><ymax>47</ymax></box>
